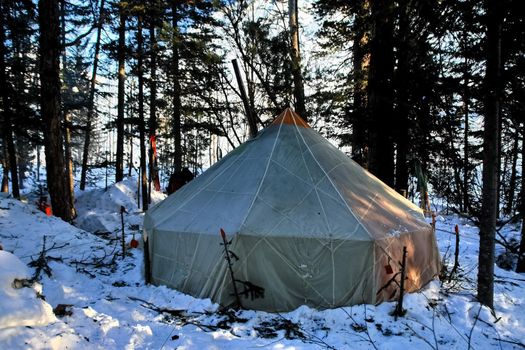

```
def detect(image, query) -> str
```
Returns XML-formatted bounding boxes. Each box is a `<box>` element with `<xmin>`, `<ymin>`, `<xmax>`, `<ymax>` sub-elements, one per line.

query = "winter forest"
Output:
<box><xmin>1</xmin><ymin>0</ymin><xmax>525</xmax><ymax>349</ymax></box>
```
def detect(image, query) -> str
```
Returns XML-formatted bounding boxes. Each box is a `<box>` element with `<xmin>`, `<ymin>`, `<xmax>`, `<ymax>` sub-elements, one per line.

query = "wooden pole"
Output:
<box><xmin>120</xmin><ymin>205</ymin><xmax>126</xmax><ymax>259</ymax></box>
<box><xmin>450</xmin><ymin>224</ymin><xmax>460</xmax><ymax>281</ymax></box>
<box><xmin>394</xmin><ymin>246</ymin><xmax>407</xmax><ymax>319</ymax></box>
<box><xmin>144</xmin><ymin>235</ymin><xmax>151</xmax><ymax>284</ymax></box>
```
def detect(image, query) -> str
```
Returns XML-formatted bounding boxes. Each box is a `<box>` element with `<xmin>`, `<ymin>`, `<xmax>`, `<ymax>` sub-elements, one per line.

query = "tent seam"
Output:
<box><xmin>295</xmin><ymin>129</ymin><xmax>375</xmax><ymax>240</ymax></box>
<box><xmin>150</xmin><ymin>148</ymin><xmax>250</xmax><ymax>229</ymax></box>
<box><xmin>293</xmin><ymin>125</ymin><xmax>335</xmax><ymax>239</ymax></box>
<box><xmin>238</xmin><ymin>116</ymin><xmax>284</xmax><ymax>231</ymax></box>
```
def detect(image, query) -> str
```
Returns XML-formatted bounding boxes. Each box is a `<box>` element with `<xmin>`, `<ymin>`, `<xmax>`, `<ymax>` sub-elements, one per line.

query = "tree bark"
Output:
<box><xmin>172</xmin><ymin>4</ymin><xmax>182</xmax><ymax>172</ymax></box>
<box><xmin>477</xmin><ymin>0</ymin><xmax>504</xmax><ymax>309</ymax></box>
<box><xmin>504</xmin><ymin>127</ymin><xmax>519</xmax><ymax>215</ymax></box>
<box><xmin>64</xmin><ymin>112</ymin><xmax>76</xmax><ymax>217</ymax></box>
<box><xmin>367</xmin><ymin>0</ymin><xmax>395</xmax><ymax>187</ymax></box>
<box><xmin>38</xmin><ymin>0</ymin><xmax>74</xmax><ymax>221</ymax></box>
<box><xmin>148</xmin><ymin>12</ymin><xmax>157</xmax><ymax>200</ymax></box>
<box><xmin>288</xmin><ymin>0</ymin><xmax>306</xmax><ymax>121</ymax></box>
<box><xmin>1</xmin><ymin>141</ymin><xmax>9</xmax><ymax>193</ymax></box>
<box><xmin>517</xmin><ymin>123</ymin><xmax>525</xmax><ymax>273</ymax></box>
<box><xmin>394</xmin><ymin>0</ymin><xmax>409</xmax><ymax>194</ymax></box>
<box><xmin>462</xmin><ymin>25</ymin><xmax>470</xmax><ymax>213</ymax></box>
<box><xmin>115</xmin><ymin>2</ymin><xmax>126</xmax><ymax>183</ymax></box>
<box><xmin>137</xmin><ymin>14</ymin><xmax>148</xmax><ymax>211</ymax></box>
<box><xmin>232</xmin><ymin>59</ymin><xmax>257</xmax><ymax>138</ymax></box>
<box><xmin>80</xmin><ymin>0</ymin><xmax>105</xmax><ymax>190</ymax></box>
<box><xmin>60</xmin><ymin>1</ymin><xmax>75</xmax><ymax>216</ymax></box>
<box><xmin>0</xmin><ymin>3</ymin><xmax>20</xmax><ymax>199</ymax></box>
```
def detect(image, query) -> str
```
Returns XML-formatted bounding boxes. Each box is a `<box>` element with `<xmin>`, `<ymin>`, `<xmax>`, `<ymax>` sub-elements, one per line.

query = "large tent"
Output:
<box><xmin>143</xmin><ymin>108</ymin><xmax>441</xmax><ymax>312</ymax></box>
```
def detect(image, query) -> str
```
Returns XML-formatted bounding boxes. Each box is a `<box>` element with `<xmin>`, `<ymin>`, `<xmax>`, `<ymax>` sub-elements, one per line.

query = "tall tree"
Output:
<box><xmin>393</xmin><ymin>0</ymin><xmax>410</xmax><ymax>193</ymax></box>
<box><xmin>115</xmin><ymin>1</ymin><xmax>126</xmax><ymax>183</ymax></box>
<box><xmin>0</xmin><ymin>0</ymin><xmax>20</xmax><ymax>199</ymax></box>
<box><xmin>367</xmin><ymin>0</ymin><xmax>395</xmax><ymax>186</ymax></box>
<box><xmin>1</xmin><ymin>143</ymin><xmax>8</xmax><ymax>192</ymax></box>
<box><xmin>148</xmin><ymin>1</ymin><xmax>159</xmax><ymax>199</ymax></box>
<box><xmin>517</xmin><ymin>123</ymin><xmax>525</xmax><ymax>273</ymax></box>
<box><xmin>172</xmin><ymin>2</ymin><xmax>182</xmax><ymax>172</ymax></box>
<box><xmin>60</xmin><ymin>0</ymin><xmax>76</xmax><ymax>216</ymax></box>
<box><xmin>136</xmin><ymin>11</ymin><xmax>148</xmax><ymax>211</ymax></box>
<box><xmin>461</xmin><ymin>8</ymin><xmax>472</xmax><ymax>213</ymax></box>
<box><xmin>38</xmin><ymin>0</ymin><xmax>74</xmax><ymax>221</ymax></box>
<box><xmin>477</xmin><ymin>0</ymin><xmax>504</xmax><ymax>309</ymax></box>
<box><xmin>80</xmin><ymin>0</ymin><xmax>106</xmax><ymax>190</ymax></box>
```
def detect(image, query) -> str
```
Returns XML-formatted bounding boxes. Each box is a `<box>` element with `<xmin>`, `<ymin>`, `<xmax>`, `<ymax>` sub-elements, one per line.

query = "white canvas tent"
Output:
<box><xmin>143</xmin><ymin>108</ymin><xmax>440</xmax><ymax>312</ymax></box>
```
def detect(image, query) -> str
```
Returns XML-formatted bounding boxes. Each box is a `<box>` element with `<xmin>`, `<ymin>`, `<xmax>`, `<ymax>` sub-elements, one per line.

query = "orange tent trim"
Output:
<box><xmin>271</xmin><ymin>108</ymin><xmax>310</xmax><ymax>128</ymax></box>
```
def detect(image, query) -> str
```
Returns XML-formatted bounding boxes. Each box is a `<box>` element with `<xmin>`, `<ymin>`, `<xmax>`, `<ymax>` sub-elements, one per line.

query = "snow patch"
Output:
<box><xmin>0</xmin><ymin>251</ymin><xmax>56</xmax><ymax>329</ymax></box>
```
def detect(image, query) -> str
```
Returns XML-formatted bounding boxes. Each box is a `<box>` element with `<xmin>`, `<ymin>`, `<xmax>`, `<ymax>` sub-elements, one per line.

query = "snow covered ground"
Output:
<box><xmin>0</xmin><ymin>178</ymin><xmax>524</xmax><ymax>349</ymax></box>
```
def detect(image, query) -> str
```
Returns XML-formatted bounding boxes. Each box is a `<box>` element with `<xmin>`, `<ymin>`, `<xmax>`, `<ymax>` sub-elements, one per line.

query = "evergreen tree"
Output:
<box><xmin>367</xmin><ymin>0</ymin><xmax>395</xmax><ymax>186</ymax></box>
<box><xmin>478</xmin><ymin>0</ymin><xmax>504</xmax><ymax>309</ymax></box>
<box><xmin>313</xmin><ymin>1</ymin><xmax>370</xmax><ymax>164</ymax></box>
<box><xmin>0</xmin><ymin>0</ymin><xmax>40</xmax><ymax>198</ymax></box>
<box><xmin>38</xmin><ymin>0</ymin><xmax>75</xmax><ymax>221</ymax></box>
<box><xmin>0</xmin><ymin>0</ymin><xmax>20</xmax><ymax>198</ymax></box>
<box><xmin>115</xmin><ymin>0</ymin><xmax>127</xmax><ymax>183</ymax></box>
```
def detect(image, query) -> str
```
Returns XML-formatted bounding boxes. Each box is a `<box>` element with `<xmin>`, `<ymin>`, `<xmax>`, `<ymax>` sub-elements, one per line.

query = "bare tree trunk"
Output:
<box><xmin>61</xmin><ymin>1</ymin><xmax>75</xmax><ymax>216</ymax></box>
<box><xmin>172</xmin><ymin>4</ymin><xmax>182</xmax><ymax>172</ymax></box>
<box><xmin>394</xmin><ymin>0</ymin><xmax>409</xmax><ymax>194</ymax></box>
<box><xmin>478</xmin><ymin>0</ymin><xmax>503</xmax><ymax>309</ymax></box>
<box><xmin>38</xmin><ymin>0</ymin><xmax>74</xmax><ymax>221</ymax></box>
<box><xmin>148</xmin><ymin>13</ymin><xmax>158</xmax><ymax>200</ymax></box>
<box><xmin>232</xmin><ymin>59</ymin><xmax>257</xmax><ymax>138</ymax></box>
<box><xmin>367</xmin><ymin>0</ymin><xmax>395</xmax><ymax>187</ymax></box>
<box><xmin>517</xmin><ymin>123</ymin><xmax>525</xmax><ymax>273</ymax></box>
<box><xmin>1</xmin><ymin>143</ymin><xmax>9</xmax><ymax>192</ymax></box>
<box><xmin>447</xmin><ymin>127</ymin><xmax>465</xmax><ymax>209</ymax></box>
<box><xmin>0</xmin><ymin>3</ymin><xmax>20</xmax><ymax>199</ymax></box>
<box><xmin>462</xmin><ymin>28</ymin><xmax>470</xmax><ymax>213</ymax></box>
<box><xmin>115</xmin><ymin>2</ymin><xmax>126</xmax><ymax>183</ymax></box>
<box><xmin>80</xmin><ymin>0</ymin><xmax>105</xmax><ymax>190</ymax></box>
<box><xmin>137</xmin><ymin>14</ymin><xmax>148</xmax><ymax>211</ymax></box>
<box><xmin>64</xmin><ymin>112</ymin><xmax>76</xmax><ymax>217</ymax></box>
<box><xmin>288</xmin><ymin>0</ymin><xmax>306</xmax><ymax>121</ymax></box>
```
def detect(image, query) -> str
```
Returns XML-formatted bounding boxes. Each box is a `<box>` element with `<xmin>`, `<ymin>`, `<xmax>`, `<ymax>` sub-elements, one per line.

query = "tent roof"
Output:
<box><xmin>146</xmin><ymin>108</ymin><xmax>429</xmax><ymax>241</ymax></box>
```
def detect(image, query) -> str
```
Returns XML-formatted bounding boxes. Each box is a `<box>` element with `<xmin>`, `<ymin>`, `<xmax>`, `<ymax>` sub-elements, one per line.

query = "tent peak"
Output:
<box><xmin>271</xmin><ymin>108</ymin><xmax>310</xmax><ymax>128</ymax></box>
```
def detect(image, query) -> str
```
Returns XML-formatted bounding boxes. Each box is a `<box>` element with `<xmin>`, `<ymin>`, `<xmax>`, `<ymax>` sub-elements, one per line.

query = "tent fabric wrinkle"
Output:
<box><xmin>143</xmin><ymin>108</ymin><xmax>441</xmax><ymax>312</ymax></box>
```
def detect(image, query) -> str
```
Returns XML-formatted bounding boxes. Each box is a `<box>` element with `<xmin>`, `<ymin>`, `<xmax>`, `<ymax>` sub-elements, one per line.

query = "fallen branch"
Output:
<box><xmin>341</xmin><ymin>306</ymin><xmax>378</xmax><ymax>350</ymax></box>
<box><xmin>127</xmin><ymin>296</ymin><xmax>187</xmax><ymax>318</ymax></box>
<box><xmin>495</xmin><ymin>338</ymin><xmax>525</xmax><ymax>348</ymax></box>
<box><xmin>28</xmin><ymin>236</ymin><xmax>65</xmax><ymax>281</ymax></box>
